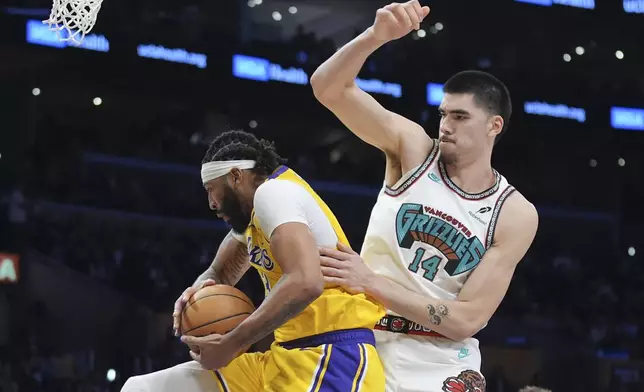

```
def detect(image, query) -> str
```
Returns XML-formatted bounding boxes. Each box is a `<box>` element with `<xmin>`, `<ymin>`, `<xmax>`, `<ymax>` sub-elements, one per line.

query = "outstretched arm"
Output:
<box><xmin>322</xmin><ymin>192</ymin><xmax>538</xmax><ymax>341</ymax></box>
<box><xmin>311</xmin><ymin>1</ymin><xmax>432</xmax><ymax>169</ymax></box>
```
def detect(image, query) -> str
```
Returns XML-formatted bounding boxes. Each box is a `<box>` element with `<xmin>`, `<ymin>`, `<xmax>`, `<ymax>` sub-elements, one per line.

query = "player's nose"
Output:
<box><xmin>207</xmin><ymin>195</ymin><xmax>217</xmax><ymax>211</ymax></box>
<box><xmin>439</xmin><ymin>124</ymin><xmax>454</xmax><ymax>135</ymax></box>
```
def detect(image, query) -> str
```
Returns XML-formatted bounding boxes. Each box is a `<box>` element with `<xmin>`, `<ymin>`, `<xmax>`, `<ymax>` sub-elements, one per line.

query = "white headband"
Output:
<box><xmin>201</xmin><ymin>160</ymin><xmax>256</xmax><ymax>184</ymax></box>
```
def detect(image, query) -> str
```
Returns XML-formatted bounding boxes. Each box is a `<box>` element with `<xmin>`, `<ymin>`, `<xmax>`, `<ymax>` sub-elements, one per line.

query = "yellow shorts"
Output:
<box><xmin>212</xmin><ymin>328</ymin><xmax>384</xmax><ymax>392</ymax></box>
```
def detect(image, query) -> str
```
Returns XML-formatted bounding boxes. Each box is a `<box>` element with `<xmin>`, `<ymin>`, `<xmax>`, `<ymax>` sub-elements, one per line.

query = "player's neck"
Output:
<box><xmin>442</xmin><ymin>155</ymin><xmax>495</xmax><ymax>194</ymax></box>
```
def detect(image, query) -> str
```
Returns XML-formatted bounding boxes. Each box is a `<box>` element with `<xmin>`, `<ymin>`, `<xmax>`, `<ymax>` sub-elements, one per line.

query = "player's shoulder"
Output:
<box><xmin>494</xmin><ymin>172</ymin><xmax>537</xmax><ymax>218</ymax></box>
<box><xmin>500</xmin><ymin>189</ymin><xmax>539</xmax><ymax>233</ymax></box>
<box><xmin>254</xmin><ymin>179</ymin><xmax>309</xmax><ymax>204</ymax></box>
<box><xmin>256</xmin><ymin>178</ymin><xmax>306</xmax><ymax>194</ymax></box>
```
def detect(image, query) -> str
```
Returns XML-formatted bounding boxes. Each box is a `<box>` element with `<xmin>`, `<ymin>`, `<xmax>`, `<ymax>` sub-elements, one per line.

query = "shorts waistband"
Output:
<box><xmin>279</xmin><ymin>328</ymin><xmax>375</xmax><ymax>350</ymax></box>
<box><xmin>375</xmin><ymin>315</ymin><xmax>445</xmax><ymax>338</ymax></box>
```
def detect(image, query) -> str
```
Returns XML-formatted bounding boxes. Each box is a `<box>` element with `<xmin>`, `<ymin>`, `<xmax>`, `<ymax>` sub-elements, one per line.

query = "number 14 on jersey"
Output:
<box><xmin>408</xmin><ymin>247</ymin><xmax>442</xmax><ymax>281</ymax></box>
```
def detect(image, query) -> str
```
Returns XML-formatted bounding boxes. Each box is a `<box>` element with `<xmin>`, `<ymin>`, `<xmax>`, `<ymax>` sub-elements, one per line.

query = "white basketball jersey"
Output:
<box><xmin>362</xmin><ymin>140</ymin><xmax>516</xmax><ymax>305</ymax></box>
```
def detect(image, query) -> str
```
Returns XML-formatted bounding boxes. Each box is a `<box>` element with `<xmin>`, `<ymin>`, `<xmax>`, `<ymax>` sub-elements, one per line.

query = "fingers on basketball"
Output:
<box><xmin>173</xmin><ymin>296</ymin><xmax>186</xmax><ymax>334</ymax></box>
<box><xmin>174</xmin><ymin>285</ymin><xmax>198</xmax><ymax>334</ymax></box>
<box><xmin>200</xmin><ymin>279</ymin><xmax>217</xmax><ymax>289</ymax></box>
<box><xmin>181</xmin><ymin>285</ymin><xmax>255</xmax><ymax>340</ymax></box>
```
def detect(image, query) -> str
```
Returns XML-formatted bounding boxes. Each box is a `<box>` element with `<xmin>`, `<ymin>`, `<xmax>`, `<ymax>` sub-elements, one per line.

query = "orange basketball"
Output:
<box><xmin>181</xmin><ymin>285</ymin><xmax>255</xmax><ymax>337</ymax></box>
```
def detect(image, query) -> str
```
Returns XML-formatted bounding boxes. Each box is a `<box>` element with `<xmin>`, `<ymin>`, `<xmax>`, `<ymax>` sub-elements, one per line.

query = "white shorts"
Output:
<box><xmin>375</xmin><ymin>329</ymin><xmax>485</xmax><ymax>392</ymax></box>
<box><xmin>120</xmin><ymin>361</ymin><xmax>217</xmax><ymax>392</ymax></box>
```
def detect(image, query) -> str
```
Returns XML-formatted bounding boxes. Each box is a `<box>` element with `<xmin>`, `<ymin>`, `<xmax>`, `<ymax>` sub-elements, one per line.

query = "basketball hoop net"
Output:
<box><xmin>43</xmin><ymin>0</ymin><xmax>104</xmax><ymax>45</ymax></box>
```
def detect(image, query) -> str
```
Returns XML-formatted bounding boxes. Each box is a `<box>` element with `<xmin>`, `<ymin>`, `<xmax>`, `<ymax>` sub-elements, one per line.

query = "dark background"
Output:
<box><xmin>1</xmin><ymin>0</ymin><xmax>643</xmax><ymax>391</ymax></box>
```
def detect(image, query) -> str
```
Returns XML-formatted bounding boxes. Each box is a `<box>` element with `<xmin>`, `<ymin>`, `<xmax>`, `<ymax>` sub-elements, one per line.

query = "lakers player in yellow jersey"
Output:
<box><xmin>120</xmin><ymin>130</ymin><xmax>385</xmax><ymax>392</ymax></box>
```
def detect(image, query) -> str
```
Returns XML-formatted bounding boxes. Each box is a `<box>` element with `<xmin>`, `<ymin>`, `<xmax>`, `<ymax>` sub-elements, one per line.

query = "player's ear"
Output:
<box><xmin>488</xmin><ymin>115</ymin><xmax>503</xmax><ymax>138</ymax></box>
<box><xmin>229</xmin><ymin>168</ymin><xmax>243</xmax><ymax>187</ymax></box>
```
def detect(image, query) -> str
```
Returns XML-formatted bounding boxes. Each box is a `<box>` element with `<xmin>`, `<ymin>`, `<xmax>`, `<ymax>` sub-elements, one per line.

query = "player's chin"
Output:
<box><xmin>439</xmin><ymin>146</ymin><xmax>458</xmax><ymax>163</ymax></box>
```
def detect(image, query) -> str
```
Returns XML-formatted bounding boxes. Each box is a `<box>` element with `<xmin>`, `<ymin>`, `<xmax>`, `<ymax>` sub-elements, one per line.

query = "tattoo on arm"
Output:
<box><xmin>213</xmin><ymin>243</ymin><xmax>249</xmax><ymax>286</ymax></box>
<box><xmin>427</xmin><ymin>303</ymin><xmax>450</xmax><ymax>326</ymax></box>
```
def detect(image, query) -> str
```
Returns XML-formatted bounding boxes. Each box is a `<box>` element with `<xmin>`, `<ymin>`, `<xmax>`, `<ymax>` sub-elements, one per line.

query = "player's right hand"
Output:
<box><xmin>371</xmin><ymin>1</ymin><xmax>430</xmax><ymax>43</ymax></box>
<box><xmin>173</xmin><ymin>279</ymin><xmax>217</xmax><ymax>336</ymax></box>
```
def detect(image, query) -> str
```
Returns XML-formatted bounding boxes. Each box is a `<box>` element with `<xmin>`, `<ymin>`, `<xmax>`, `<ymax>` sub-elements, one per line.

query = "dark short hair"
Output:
<box><xmin>202</xmin><ymin>130</ymin><xmax>287</xmax><ymax>176</ymax></box>
<box><xmin>443</xmin><ymin>70</ymin><xmax>512</xmax><ymax>144</ymax></box>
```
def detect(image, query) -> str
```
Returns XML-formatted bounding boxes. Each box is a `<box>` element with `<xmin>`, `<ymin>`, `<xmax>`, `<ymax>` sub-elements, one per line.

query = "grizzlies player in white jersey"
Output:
<box><xmin>311</xmin><ymin>1</ymin><xmax>538</xmax><ymax>391</ymax></box>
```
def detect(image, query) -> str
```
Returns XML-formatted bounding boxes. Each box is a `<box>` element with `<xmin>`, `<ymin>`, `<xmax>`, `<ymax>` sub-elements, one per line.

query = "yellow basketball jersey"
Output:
<box><xmin>243</xmin><ymin>166</ymin><xmax>385</xmax><ymax>343</ymax></box>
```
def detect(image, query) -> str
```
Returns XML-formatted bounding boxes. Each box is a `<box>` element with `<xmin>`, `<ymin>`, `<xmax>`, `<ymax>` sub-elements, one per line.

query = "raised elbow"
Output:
<box><xmin>310</xmin><ymin>72</ymin><xmax>347</xmax><ymax>105</ymax></box>
<box><xmin>310</xmin><ymin>72</ymin><xmax>332</xmax><ymax>103</ymax></box>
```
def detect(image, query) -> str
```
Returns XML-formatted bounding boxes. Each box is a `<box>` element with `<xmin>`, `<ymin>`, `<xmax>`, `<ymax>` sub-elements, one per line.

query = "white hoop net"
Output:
<box><xmin>43</xmin><ymin>0</ymin><xmax>105</xmax><ymax>45</ymax></box>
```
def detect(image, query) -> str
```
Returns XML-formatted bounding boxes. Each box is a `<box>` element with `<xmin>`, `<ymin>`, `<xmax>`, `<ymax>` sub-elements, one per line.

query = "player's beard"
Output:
<box><xmin>438</xmin><ymin>142</ymin><xmax>464</xmax><ymax>166</ymax></box>
<box><xmin>220</xmin><ymin>184</ymin><xmax>251</xmax><ymax>235</ymax></box>
<box><xmin>440</xmin><ymin>149</ymin><xmax>459</xmax><ymax>165</ymax></box>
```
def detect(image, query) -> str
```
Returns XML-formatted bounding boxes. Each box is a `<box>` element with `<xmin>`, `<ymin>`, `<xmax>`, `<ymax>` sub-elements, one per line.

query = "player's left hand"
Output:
<box><xmin>180</xmin><ymin>333</ymin><xmax>241</xmax><ymax>370</ymax></box>
<box><xmin>320</xmin><ymin>242</ymin><xmax>375</xmax><ymax>294</ymax></box>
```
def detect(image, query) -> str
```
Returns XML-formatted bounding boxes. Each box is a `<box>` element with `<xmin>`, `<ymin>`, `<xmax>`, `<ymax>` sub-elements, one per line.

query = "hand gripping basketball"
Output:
<box><xmin>371</xmin><ymin>0</ymin><xmax>430</xmax><ymax>43</ymax></box>
<box><xmin>173</xmin><ymin>279</ymin><xmax>217</xmax><ymax>336</ymax></box>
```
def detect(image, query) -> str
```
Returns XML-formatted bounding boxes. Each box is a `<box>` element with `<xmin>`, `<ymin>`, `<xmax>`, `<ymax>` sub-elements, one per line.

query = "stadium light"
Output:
<box><xmin>272</xmin><ymin>11</ymin><xmax>282</xmax><ymax>21</ymax></box>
